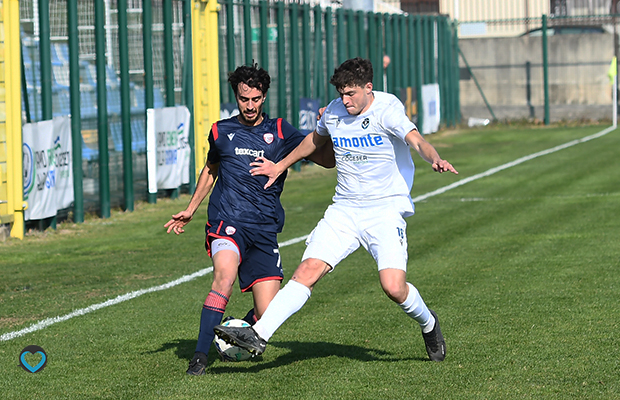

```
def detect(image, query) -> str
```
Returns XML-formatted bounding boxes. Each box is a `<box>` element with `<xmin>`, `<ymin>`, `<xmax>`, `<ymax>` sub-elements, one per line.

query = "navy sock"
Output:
<box><xmin>242</xmin><ymin>308</ymin><xmax>258</xmax><ymax>325</ymax></box>
<box><xmin>195</xmin><ymin>290</ymin><xmax>229</xmax><ymax>355</ymax></box>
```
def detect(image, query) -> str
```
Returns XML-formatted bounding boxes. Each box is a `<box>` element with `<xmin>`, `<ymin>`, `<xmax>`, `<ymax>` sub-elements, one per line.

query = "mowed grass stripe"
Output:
<box><xmin>1</xmin><ymin>125</ymin><xmax>615</xmax><ymax>343</ymax></box>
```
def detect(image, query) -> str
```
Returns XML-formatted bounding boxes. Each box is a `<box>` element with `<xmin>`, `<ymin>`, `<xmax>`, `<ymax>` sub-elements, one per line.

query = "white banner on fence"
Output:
<box><xmin>421</xmin><ymin>83</ymin><xmax>441</xmax><ymax>135</ymax></box>
<box><xmin>22</xmin><ymin>116</ymin><xmax>74</xmax><ymax>221</ymax></box>
<box><xmin>146</xmin><ymin>106</ymin><xmax>191</xmax><ymax>193</ymax></box>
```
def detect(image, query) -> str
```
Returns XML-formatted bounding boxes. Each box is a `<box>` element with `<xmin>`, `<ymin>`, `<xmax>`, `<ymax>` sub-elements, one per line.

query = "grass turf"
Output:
<box><xmin>1</xmin><ymin>123</ymin><xmax>618</xmax><ymax>399</ymax></box>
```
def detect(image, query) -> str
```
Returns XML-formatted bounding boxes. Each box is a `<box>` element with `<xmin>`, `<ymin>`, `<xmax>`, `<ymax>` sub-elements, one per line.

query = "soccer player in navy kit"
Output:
<box><xmin>165</xmin><ymin>64</ymin><xmax>334</xmax><ymax>375</ymax></box>
<box><xmin>215</xmin><ymin>58</ymin><xmax>458</xmax><ymax>362</ymax></box>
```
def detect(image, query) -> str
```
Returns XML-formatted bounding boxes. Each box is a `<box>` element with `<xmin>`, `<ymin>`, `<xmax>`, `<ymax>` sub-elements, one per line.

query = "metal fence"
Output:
<box><xmin>457</xmin><ymin>13</ymin><xmax>617</xmax><ymax>123</ymax></box>
<box><xmin>19</xmin><ymin>0</ymin><xmax>188</xmax><ymax>223</ymax></box>
<box><xmin>18</xmin><ymin>0</ymin><xmax>460</xmax><ymax>226</ymax></box>
<box><xmin>217</xmin><ymin>0</ymin><xmax>461</xmax><ymax>131</ymax></box>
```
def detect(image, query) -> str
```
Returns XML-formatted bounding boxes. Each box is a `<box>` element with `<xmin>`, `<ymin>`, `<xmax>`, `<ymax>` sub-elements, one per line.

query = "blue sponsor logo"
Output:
<box><xmin>332</xmin><ymin>134</ymin><xmax>383</xmax><ymax>148</ymax></box>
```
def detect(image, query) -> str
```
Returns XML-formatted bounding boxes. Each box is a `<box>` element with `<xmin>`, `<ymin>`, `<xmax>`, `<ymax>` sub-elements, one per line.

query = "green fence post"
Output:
<box><xmin>68</xmin><ymin>0</ymin><xmax>84</xmax><ymax>223</ymax></box>
<box><xmin>400</xmin><ymin>14</ymin><xmax>408</xmax><ymax>94</ymax></box>
<box><xmin>385</xmin><ymin>14</ymin><xmax>393</xmax><ymax>94</ymax></box>
<box><xmin>415</xmin><ymin>16</ymin><xmax>424</xmax><ymax>132</ymax></box>
<box><xmin>277</xmin><ymin>2</ymin><xmax>286</xmax><ymax>118</ymax></box>
<box><xmin>428</xmin><ymin>16</ymin><xmax>436</xmax><ymax>83</ymax></box>
<box><xmin>347</xmin><ymin>9</ymin><xmax>356</xmax><ymax>59</ymax></box>
<box><xmin>163</xmin><ymin>0</ymin><xmax>178</xmax><ymax>199</ymax></box>
<box><xmin>118</xmin><ymin>0</ymin><xmax>134</xmax><ymax>212</ymax></box>
<box><xmin>95</xmin><ymin>0</ymin><xmax>110</xmax><ymax>218</ymax></box>
<box><xmin>314</xmin><ymin>4</ymin><xmax>323</xmax><ymax>103</ymax></box>
<box><xmin>259</xmin><ymin>0</ymin><xmax>269</xmax><ymax>112</ymax></box>
<box><xmin>226</xmin><ymin>0</ymin><xmax>235</xmax><ymax>102</ymax></box>
<box><xmin>408</xmin><ymin>14</ymin><xmax>415</xmax><ymax>110</ymax></box>
<box><xmin>164</xmin><ymin>0</ymin><xmax>175</xmax><ymax>107</ymax></box>
<box><xmin>542</xmin><ymin>14</ymin><xmax>550</xmax><ymax>125</ymax></box>
<box><xmin>38</xmin><ymin>0</ymin><xmax>57</xmax><ymax>229</ymax></box>
<box><xmin>336</xmin><ymin>8</ymin><xmax>346</xmax><ymax>63</ymax></box>
<box><xmin>377</xmin><ymin>13</ymin><xmax>385</xmax><ymax>92</ymax></box>
<box><xmin>290</xmin><ymin>2</ymin><xmax>300</xmax><ymax>128</ymax></box>
<box><xmin>437</xmin><ymin>17</ymin><xmax>445</xmax><ymax>127</ymax></box>
<box><xmin>302</xmin><ymin>4</ymin><xmax>311</xmax><ymax>98</ymax></box>
<box><xmin>368</xmin><ymin>11</ymin><xmax>378</xmax><ymax>88</ymax></box>
<box><xmin>455</xmin><ymin>21</ymin><xmax>461</xmax><ymax>124</ymax></box>
<box><xmin>183</xmin><ymin>0</ymin><xmax>195</xmax><ymax>195</ymax></box>
<box><xmin>357</xmin><ymin>11</ymin><xmax>365</xmax><ymax>59</ymax></box>
<box><xmin>325</xmin><ymin>7</ymin><xmax>335</xmax><ymax>101</ymax></box>
<box><xmin>144</xmin><ymin>0</ymin><xmax>156</xmax><ymax>203</ymax></box>
<box><xmin>38</xmin><ymin>0</ymin><xmax>52</xmax><ymax>121</ymax></box>
<box><xmin>394</xmin><ymin>15</ymin><xmax>402</xmax><ymax>95</ymax></box>
<box><xmin>243</xmin><ymin>0</ymin><xmax>252</xmax><ymax>66</ymax></box>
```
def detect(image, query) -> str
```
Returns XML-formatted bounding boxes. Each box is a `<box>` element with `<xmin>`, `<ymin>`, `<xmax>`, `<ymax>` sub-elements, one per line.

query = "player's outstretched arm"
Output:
<box><xmin>250</xmin><ymin>131</ymin><xmax>330</xmax><ymax>189</ymax></box>
<box><xmin>164</xmin><ymin>161</ymin><xmax>219</xmax><ymax>234</ymax></box>
<box><xmin>405</xmin><ymin>129</ymin><xmax>458</xmax><ymax>175</ymax></box>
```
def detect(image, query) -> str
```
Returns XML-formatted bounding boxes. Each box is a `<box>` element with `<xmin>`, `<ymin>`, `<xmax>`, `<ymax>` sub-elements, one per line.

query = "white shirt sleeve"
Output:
<box><xmin>380</xmin><ymin>97</ymin><xmax>417</xmax><ymax>143</ymax></box>
<box><xmin>316</xmin><ymin>98</ymin><xmax>342</xmax><ymax>137</ymax></box>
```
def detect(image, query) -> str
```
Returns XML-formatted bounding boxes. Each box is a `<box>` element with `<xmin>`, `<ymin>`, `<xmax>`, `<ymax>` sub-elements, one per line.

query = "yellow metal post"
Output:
<box><xmin>0</xmin><ymin>0</ymin><xmax>25</xmax><ymax>239</ymax></box>
<box><xmin>191</xmin><ymin>0</ymin><xmax>221</xmax><ymax>179</ymax></box>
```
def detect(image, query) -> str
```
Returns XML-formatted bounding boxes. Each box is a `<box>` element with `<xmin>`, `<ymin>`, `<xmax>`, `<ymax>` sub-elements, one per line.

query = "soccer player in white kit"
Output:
<box><xmin>215</xmin><ymin>57</ymin><xmax>458</xmax><ymax>362</ymax></box>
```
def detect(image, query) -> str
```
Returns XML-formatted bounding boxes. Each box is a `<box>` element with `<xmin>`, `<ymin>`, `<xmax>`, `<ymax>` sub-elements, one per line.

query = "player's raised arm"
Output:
<box><xmin>404</xmin><ymin>129</ymin><xmax>458</xmax><ymax>175</ymax></box>
<box><xmin>164</xmin><ymin>161</ymin><xmax>219</xmax><ymax>234</ymax></box>
<box><xmin>250</xmin><ymin>130</ymin><xmax>331</xmax><ymax>189</ymax></box>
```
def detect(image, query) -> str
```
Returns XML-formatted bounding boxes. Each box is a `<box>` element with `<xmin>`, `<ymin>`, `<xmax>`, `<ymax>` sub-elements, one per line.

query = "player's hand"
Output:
<box><xmin>432</xmin><ymin>159</ymin><xmax>459</xmax><ymax>175</ymax></box>
<box><xmin>250</xmin><ymin>156</ymin><xmax>282</xmax><ymax>189</ymax></box>
<box><xmin>317</xmin><ymin>107</ymin><xmax>326</xmax><ymax>120</ymax></box>
<box><xmin>164</xmin><ymin>210</ymin><xmax>193</xmax><ymax>234</ymax></box>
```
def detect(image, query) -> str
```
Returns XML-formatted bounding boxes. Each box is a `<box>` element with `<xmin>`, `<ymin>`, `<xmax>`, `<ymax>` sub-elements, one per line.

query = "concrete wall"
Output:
<box><xmin>459</xmin><ymin>33</ymin><xmax>615</xmax><ymax>121</ymax></box>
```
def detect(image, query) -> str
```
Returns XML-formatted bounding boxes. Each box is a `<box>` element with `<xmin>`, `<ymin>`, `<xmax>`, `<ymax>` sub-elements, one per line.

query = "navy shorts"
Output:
<box><xmin>205</xmin><ymin>220</ymin><xmax>283</xmax><ymax>292</ymax></box>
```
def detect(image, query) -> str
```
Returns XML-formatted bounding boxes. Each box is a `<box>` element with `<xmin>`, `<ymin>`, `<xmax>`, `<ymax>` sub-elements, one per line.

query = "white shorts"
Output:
<box><xmin>302</xmin><ymin>202</ymin><xmax>409</xmax><ymax>271</ymax></box>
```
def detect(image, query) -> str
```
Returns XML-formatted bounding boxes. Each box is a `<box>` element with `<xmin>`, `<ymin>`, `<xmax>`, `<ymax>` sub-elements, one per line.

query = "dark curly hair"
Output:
<box><xmin>329</xmin><ymin>57</ymin><xmax>374</xmax><ymax>91</ymax></box>
<box><xmin>228</xmin><ymin>64</ymin><xmax>271</xmax><ymax>95</ymax></box>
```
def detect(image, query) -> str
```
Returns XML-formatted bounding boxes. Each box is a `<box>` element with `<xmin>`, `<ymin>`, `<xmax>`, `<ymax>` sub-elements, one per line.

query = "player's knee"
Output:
<box><xmin>211</xmin><ymin>276</ymin><xmax>235</xmax><ymax>296</ymax></box>
<box><xmin>291</xmin><ymin>259</ymin><xmax>329</xmax><ymax>288</ymax></box>
<box><xmin>381</xmin><ymin>280</ymin><xmax>407</xmax><ymax>303</ymax></box>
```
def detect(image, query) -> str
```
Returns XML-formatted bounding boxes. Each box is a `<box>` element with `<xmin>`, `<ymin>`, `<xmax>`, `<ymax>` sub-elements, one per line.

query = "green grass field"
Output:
<box><xmin>1</xmin><ymin>124</ymin><xmax>619</xmax><ymax>399</ymax></box>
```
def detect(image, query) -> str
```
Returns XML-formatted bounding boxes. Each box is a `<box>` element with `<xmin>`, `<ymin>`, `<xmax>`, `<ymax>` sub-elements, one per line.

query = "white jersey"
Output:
<box><xmin>316</xmin><ymin>91</ymin><xmax>418</xmax><ymax>217</ymax></box>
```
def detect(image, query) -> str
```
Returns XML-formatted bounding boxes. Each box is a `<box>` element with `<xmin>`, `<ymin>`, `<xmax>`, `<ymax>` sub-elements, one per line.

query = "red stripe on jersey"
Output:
<box><xmin>276</xmin><ymin>118</ymin><xmax>284</xmax><ymax>139</ymax></box>
<box><xmin>241</xmin><ymin>276</ymin><xmax>284</xmax><ymax>293</ymax></box>
<box><xmin>212</xmin><ymin>122</ymin><xmax>219</xmax><ymax>141</ymax></box>
<box><xmin>215</xmin><ymin>221</ymin><xmax>224</xmax><ymax>235</ymax></box>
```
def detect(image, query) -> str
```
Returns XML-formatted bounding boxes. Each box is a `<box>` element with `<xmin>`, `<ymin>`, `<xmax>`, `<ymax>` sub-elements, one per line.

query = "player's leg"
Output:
<box><xmin>364</xmin><ymin>207</ymin><xmax>445</xmax><ymax>361</ymax></box>
<box><xmin>215</xmin><ymin>204</ymin><xmax>359</xmax><ymax>353</ymax></box>
<box><xmin>251</xmin><ymin>279</ymin><xmax>281</xmax><ymax>320</ymax></box>
<box><xmin>188</xmin><ymin>239</ymin><xmax>240</xmax><ymax>375</ymax></box>
<box><xmin>250</xmin><ymin>257</ymin><xmax>332</xmax><ymax>342</ymax></box>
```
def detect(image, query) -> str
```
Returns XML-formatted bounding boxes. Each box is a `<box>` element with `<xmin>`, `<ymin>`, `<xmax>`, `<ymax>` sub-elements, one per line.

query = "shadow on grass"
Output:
<box><xmin>208</xmin><ymin>340</ymin><xmax>427</xmax><ymax>372</ymax></box>
<box><xmin>147</xmin><ymin>338</ymin><xmax>428</xmax><ymax>371</ymax></box>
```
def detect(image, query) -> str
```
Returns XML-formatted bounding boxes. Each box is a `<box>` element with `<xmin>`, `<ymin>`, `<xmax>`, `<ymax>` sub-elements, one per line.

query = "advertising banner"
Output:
<box><xmin>299</xmin><ymin>98</ymin><xmax>321</xmax><ymax>136</ymax></box>
<box><xmin>146</xmin><ymin>106</ymin><xmax>191</xmax><ymax>193</ymax></box>
<box><xmin>22</xmin><ymin>116</ymin><xmax>74</xmax><ymax>221</ymax></box>
<box><xmin>421</xmin><ymin>83</ymin><xmax>441</xmax><ymax>135</ymax></box>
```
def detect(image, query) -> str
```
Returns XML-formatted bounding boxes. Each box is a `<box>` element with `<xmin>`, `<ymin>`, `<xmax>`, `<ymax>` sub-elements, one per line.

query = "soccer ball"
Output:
<box><xmin>214</xmin><ymin>318</ymin><xmax>253</xmax><ymax>362</ymax></box>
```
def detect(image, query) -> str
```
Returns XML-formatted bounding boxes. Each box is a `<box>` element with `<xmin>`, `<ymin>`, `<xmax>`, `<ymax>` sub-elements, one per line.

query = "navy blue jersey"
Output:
<box><xmin>206</xmin><ymin>114</ymin><xmax>305</xmax><ymax>232</ymax></box>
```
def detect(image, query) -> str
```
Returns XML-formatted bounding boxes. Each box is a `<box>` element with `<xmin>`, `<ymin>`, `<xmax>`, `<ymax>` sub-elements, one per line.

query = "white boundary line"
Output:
<box><xmin>1</xmin><ymin>125</ymin><xmax>615</xmax><ymax>342</ymax></box>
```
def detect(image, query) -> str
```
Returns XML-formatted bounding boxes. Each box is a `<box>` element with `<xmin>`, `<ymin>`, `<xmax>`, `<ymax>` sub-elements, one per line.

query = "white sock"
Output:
<box><xmin>399</xmin><ymin>282</ymin><xmax>435</xmax><ymax>333</ymax></box>
<box><xmin>253</xmin><ymin>280</ymin><xmax>311</xmax><ymax>341</ymax></box>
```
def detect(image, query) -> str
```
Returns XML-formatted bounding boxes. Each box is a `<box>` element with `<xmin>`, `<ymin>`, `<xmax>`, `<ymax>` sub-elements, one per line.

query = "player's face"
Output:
<box><xmin>236</xmin><ymin>83</ymin><xmax>266</xmax><ymax>126</ymax></box>
<box><xmin>338</xmin><ymin>82</ymin><xmax>374</xmax><ymax>116</ymax></box>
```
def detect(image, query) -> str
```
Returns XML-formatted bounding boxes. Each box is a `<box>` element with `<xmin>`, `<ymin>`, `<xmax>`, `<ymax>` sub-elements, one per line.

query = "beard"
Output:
<box><xmin>238</xmin><ymin>104</ymin><xmax>264</xmax><ymax>126</ymax></box>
